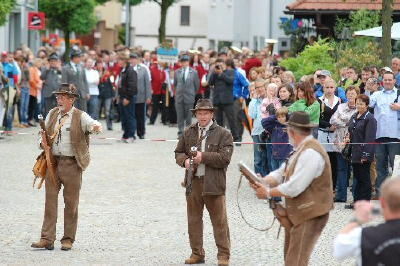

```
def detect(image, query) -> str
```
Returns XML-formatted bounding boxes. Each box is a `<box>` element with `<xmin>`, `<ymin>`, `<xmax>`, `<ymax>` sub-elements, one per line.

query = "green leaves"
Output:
<box><xmin>39</xmin><ymin>0</ymin><xmax>97</xmax><ymax>34</ymax></box>
<box><xmin>280</xmin><ymin>39</ymin><xmax>336</xmax><ymax>80</ymax></box>
<box><xmin>0</xmin><ymin>0</ymin><xmax>15</xmax><ymax>26</ymax></box>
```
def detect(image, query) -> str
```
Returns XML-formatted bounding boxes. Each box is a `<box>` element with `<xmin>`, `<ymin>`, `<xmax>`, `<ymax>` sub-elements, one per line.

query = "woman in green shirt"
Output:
<box><xmin>288</xmin><ymin>81</ymin><xmax>320</xmax><ymax>137</ymax></box>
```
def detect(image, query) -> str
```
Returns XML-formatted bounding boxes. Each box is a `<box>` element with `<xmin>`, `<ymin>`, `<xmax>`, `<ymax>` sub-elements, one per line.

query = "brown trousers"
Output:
<box><xmin>40</xmin><ymin>157</ymin><xmax>82</xmax><ymax>243</ymax></box>
<box><xmin>283</xmin><ymin>213</ymin><xmax>329</xmax><ymax>266</ymax></box>
<box><xmin>186</xmin><ymin>178</ymin><xmax>230</xmax><ymax>260</ymax></box>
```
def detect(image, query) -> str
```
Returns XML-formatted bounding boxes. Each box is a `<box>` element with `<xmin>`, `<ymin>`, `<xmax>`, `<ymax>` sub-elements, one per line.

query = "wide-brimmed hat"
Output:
<box><xmin>53</xmin><ymin>83</ymin><xmax>80</xmax><ymax>98</ymax></box>
<box><xmin>191</xmin><ymin>99</ymin><xmax>216</xmax><ymax>114</ymax></box>
<box><xmin>285</xmin><ymin>111</ymin><xmax>317</xmax><ymax>128</ymax></box>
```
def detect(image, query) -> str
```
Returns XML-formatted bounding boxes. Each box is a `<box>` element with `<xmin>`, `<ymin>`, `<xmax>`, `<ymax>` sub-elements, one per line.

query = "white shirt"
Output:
<box><xmin>45</xmin><ymin>107</ymin><xmax>101</xmax><ymax>156</ymax></box>
<box><xmin>269</xmin><ymin>135</ymin><xmax>325</xmax><ymax>197</ymax></box>
<box><xmin>85</xmin><ymin>68</ymin><xmax>100</xmax><ymax>95</ymax></box>
<box><xmin>183</xmin><ymin>67</ymin><xmax>189</xmax><ymax>81</ymax></box>
<box><xmin>195</xmin><ymin>120</ymin><xmax>213</xmax><ymax>177</ymax></box>
<box><xmin>333</xmin><ymin>227</ymin><xmax>362</xmax><ymax>266</ymax></box>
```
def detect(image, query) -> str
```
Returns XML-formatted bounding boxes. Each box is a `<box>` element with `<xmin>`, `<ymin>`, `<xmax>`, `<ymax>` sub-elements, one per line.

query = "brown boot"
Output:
<box><xmin>31</xmin><ymin>239</ymin><xmax>54</xmax><ymax>250</ymax></box>
<box><xmin>218</xmin><ymin>258</ymin><xmax>229</xmax><ymax>266</ymax></box>
<box><xmin>184</xmin><ymin>255</ymin><xmax>205</xmax><ymax>264</ymax></box>
<box><xmin>61</xmin><ymin>240</ymin><xmax>73</xmax><ymax>251</ymax></box>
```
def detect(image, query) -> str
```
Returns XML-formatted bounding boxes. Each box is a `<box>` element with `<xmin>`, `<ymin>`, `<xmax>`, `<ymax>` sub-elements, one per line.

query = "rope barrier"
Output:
<box><xmin>2</xmin><ymin>130</ymin><xmax>400</xmax><ymax>145</ymax></box>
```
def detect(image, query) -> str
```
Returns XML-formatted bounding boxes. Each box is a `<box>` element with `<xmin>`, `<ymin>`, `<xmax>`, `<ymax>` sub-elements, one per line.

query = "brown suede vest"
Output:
<box><xmin>47</xmin><ymin>107</ymin><xmax>90</xmax><ymax>171</ymax></box>
<box><xmin>284</xmin><ymin>137</ymin><xmax>333</xmax><ymax>226</ymax></box>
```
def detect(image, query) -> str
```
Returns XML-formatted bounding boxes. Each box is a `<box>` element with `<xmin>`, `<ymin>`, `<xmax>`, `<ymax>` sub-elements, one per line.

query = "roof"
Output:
<box><xmin>287</xmin><ymin>0</ymin><xmax>400</xmax><ymax>11</ymax></box>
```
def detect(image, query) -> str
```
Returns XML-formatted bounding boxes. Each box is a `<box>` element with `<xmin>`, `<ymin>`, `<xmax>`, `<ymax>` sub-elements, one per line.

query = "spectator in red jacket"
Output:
<box><xmin>149</xmin><ymin>62</ymin><xmax>166</xmax><ymax>125</ymax></box>
<box><xmin>190</xmin><ymin>54</ymin><xmax>208</xmax><ymax>104</ymax></box>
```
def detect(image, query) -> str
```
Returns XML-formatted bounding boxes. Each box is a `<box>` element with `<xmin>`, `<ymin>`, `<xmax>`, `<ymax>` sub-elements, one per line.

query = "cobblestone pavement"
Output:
<box><xmin>0</xmin><ymin>121</ymin><xmax>357</xmax><ymax>265</ymax></box>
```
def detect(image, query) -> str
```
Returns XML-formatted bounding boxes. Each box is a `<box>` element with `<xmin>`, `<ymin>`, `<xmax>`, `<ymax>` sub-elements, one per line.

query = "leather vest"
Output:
<box><xmin>47</xmin><ymin>107</ymin><xmax>90</xmax><ymax>170</ymax></box>
<box><xmin>284</xmin><ymin>138</ymin><xmax>333</xmax><ymax>226</ymax></box>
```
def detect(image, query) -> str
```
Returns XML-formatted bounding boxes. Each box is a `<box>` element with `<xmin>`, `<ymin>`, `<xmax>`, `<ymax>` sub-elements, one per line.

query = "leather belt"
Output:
<box><xmin>54</xmin><ymin>155</ymin><xmax>75</xmax><ymax>160</ymax></box>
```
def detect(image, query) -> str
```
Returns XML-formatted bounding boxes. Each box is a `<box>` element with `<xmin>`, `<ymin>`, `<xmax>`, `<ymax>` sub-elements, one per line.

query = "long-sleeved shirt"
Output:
<box><xmin>248</xmin><ymin>97</ymin><xmax>264</xmax><ymax>136</ymax></box>
<box><xmin>85</xmin><ymin>68</ymin><xmax>100</xmax><ymax>95</ymax></box>
<box><xmin>269</xmin><ymin>135</ymin><xmax>325</xmax><ymax>197</ymax></box>
<box><xmin>44</xmin><ymin>107</ymin><xmax>101</xmax><ymax>156</ymax></box>
<box><xmin>233</xmin><ymin>69</ymin><xmax>249</xmax><ymax>99</ymax></box>
<box><xmin>288</xmin><ymin>99</ymin><xmax>320</xmax><ymax>124</ymax></box>
<box><xmin>369</xmin><ymin>88</ymin><xmax>400</xmax><ymax>139</ymax></box>
<box><xmin>333</xmin><ymin>227</ymin><xmax>362</xmax><ymax>266</ymax></box>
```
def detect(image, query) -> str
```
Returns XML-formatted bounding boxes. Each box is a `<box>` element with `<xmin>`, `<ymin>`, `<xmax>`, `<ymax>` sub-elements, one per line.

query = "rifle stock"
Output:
<box><xmin>185</xmin><ymin>147</ymin><xmax>198</xmax><ymax>196</ymax></box>
<box><xmin>38</xmin><ymin>115</ymin><xmax>58</xmax><ymax>187</ymax></box>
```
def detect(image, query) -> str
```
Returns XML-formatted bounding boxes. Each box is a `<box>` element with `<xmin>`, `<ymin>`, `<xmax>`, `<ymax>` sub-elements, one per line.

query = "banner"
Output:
<box><xmin>157</xmin><ymin>47</ymin><xmax>179</xmax><ymax>64</ymax></box>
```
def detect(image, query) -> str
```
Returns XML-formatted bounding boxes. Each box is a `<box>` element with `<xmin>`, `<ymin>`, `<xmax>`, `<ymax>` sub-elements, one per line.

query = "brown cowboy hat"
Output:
<box><xmin>191</xmin><ymin>99</ymin><xmax>216</xmax><ymax>114</ymax></box>
<box><xmin>285</xmin><ymin>111</ymin><xmax>317</xmax><ymax>128</ymax></box>
<box><xmin>53</xmin><ymin>83</ymin><xmax>80</xmax><ymax>98</ymax></box>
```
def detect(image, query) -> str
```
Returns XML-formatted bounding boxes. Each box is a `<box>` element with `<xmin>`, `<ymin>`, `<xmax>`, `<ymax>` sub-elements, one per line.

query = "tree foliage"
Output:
<box><xmin>40</xmin><ymin>0</ymin><xmax>98</xmax><ymax>61</ymax></box>
<box><xmin>334</xmin><ymin>9</ymin><xmax>381</xmax><ymax>37</ymax></box>
<box><xmin>335</xmin><ymin>42</ymin><xmax>382</xmax><ymax>73</ymax></box>
<box><xmin>280</xmin><ymin>39</ymin><xmax>336</xmax><ymax>81</ymax></box>
<box><xmin>0</xmin><ymin>0</ymin><xmax>15</xmax><ymax>26</ymax></box>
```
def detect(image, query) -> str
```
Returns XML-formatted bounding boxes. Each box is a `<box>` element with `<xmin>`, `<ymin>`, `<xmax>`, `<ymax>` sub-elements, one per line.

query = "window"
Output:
<box><xmin>180</xmin><ymin>6</ymin><xmax>190</xmax><ymax>26</ymax></box>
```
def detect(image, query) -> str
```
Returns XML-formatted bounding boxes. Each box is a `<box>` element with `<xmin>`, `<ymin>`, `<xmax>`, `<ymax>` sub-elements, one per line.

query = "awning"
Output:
<box><xmin>353</xmin><ymin>22</ymin><xmax>400</xmax><ymax>40</ymax></box>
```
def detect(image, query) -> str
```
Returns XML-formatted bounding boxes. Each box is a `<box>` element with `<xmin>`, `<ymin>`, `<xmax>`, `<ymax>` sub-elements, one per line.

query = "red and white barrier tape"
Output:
<box><xmin>2</xmin><ymin>130</ymin><xmax>399</xmax><ymax>146</ymax></box>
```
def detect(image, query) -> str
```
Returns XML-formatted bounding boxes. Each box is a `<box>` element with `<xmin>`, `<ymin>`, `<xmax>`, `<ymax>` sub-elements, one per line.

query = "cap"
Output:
<box><xmin>380</xmin><ymin>66</ymin><xmax>393</xmax><ymax>73</ymax></box>
<box><xmin>70</xmin><ymin>49</ymin><xmax>82</xmax><ymax>58</ymax></box>
<box><xmin>1</xmin><ymin>51</ymin><xmax>7</xmax><ymax>57</ymax></box>
<box><xmin>319</xmin><ymin>70</ymin><xmax>331</xmax><ymax>77</ymax></box>
<box><xmin>180</xmin><ymin>54</ymin><xmax>190</xmax><ymax>62</ymax></box>
<box><xmin>129</xmin><ymin>53</ymin><xmax>139</xmax><ymax>59</ymax></box>
<box><xmin>48</xmin><ymin>53</ymin><xmax>59</xmax><ymax>61</ymax></box>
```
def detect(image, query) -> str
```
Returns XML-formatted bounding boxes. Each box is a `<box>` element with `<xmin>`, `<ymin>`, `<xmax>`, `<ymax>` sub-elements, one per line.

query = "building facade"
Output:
<box><xmin>208</xmin><ymin>0</ymin><xmax>294</xmax><ymax>54</ymax></box>
<box><xmin>130</xmin><ymin>0</ymin><xmax>208</xmax><ymax>51</ymax></box>
<box><xmin>0</xmin><ymin>0</ymin><xmax>40</xmax><ymax>53</ymax></box>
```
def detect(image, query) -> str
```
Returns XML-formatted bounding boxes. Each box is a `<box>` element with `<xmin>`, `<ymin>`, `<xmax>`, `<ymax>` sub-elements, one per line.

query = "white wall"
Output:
<box><xmin>207</xmin><ymin>0</ymin><xmax>235</xmax><ymax>44</ymax></box>
<box><xmin>131</xmin><ymin>0</ymin><xmax>208</xmax><ymax>51</ymax></box>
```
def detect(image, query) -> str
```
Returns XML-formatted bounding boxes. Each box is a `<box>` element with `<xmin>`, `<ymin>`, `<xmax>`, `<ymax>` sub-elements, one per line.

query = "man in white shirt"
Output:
<box><xmin>333</xmin><ymin>177</ymin><xmax>400</xmax><ymax>266</ymax></box>
<box><xmin>251</xmin><ymin>111</ymin><xmax>333</xmax><ymax>266</ymax></box>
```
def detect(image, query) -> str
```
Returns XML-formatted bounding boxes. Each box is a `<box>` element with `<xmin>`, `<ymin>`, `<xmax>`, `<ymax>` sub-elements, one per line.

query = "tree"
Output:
<box><xmin>119</xmin><ymin>0</ymin><xmax>178</xmax><ymax>44</ymax></box>
<box><xmin>40</xmin><ymin>0</ymin><xmax>98</xmax><ymax>62</ymax></box>
<box><xmin>0</xmin><ymin>0</ymin><xmax>15</xmax><ymax>26</ymax></box>
<box><xmin>381</xmin><ymin>0</ymin><xmax>393</xmax><ymax>66</ymax></box>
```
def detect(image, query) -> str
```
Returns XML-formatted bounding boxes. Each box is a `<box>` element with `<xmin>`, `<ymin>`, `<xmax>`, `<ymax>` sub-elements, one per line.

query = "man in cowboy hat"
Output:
<box><xmin>175</xmin><ymin>98</ymin><xmax>233</xmax><ymax>266</ymax></box>
<box><xmin>31</xmin><ymin>83</ymin><xmax>102</xmax><ymax>251</ymax></box>
<box><xmin>250</xmin><ymin>111</ymin><xmax>333</xmax><ymax>266</ymax></box>
<box><xmin>61</xmin><ymin>49</ymin><xmax>89</xmax><ymax>112</ymax></box>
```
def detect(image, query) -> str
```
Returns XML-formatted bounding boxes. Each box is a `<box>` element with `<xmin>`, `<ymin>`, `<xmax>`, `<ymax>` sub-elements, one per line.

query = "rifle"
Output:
<box><xmin>185</xmin><ymin>146</ymin><xmax>198</xmax><ymax>196</ymax></box>
<box><xmin>34</xmin><ymin>115</ymin><xmax>58</xmax><ymax>188</ymax></box>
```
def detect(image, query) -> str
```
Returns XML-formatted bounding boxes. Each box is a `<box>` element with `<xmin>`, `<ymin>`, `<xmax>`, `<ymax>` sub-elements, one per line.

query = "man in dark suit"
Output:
<box><xmin>61</xmin><ymin>50</ymin><xmax>89</xmax><ymax>112</ymax></box>
<box><xmin>41</xmin><ymin>53</ymin><xmax>61</xmax><ymax>117</ymax></box>
<box><xmin>174</xmin><ymin>55</ymin><xmax>200</xmax><ymax>137</ymax></box>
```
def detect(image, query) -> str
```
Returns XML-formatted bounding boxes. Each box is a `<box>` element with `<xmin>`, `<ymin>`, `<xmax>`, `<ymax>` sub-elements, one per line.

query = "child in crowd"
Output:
<box><xmin>261</xmin><ymin>107</ymin><xmax>293</xmax><ymax>171</ymax></box>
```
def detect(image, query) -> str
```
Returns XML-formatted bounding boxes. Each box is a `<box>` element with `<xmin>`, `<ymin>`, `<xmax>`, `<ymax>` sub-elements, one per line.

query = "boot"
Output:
<box><xmin>217</xmin><ymin>258</ymin><xmax>229</xmax><ymax>266</ymax></box>
<box><xmin>184</xmin><ymin>255</ymin><xmax>205</xmax><ymax>264</ymax></box>
<box><xmin>31</xmin><ymin>239</ymin><xmax>54</xmax><ymax>250</ymax></box>
<box><xmin>61</xmin><ymin>240</ymin><xmax>73</xmax><ymax>251</ymax></box>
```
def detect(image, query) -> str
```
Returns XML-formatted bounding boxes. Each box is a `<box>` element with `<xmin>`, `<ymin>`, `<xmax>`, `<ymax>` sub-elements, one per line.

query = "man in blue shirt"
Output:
<box><xmin>392</xmin><ymin>57</ymin><xmax>400</xmax><ymax>87</ymax></box>
<box><xmin>232</xmin><ymin>59</ymin><xmax>249</xmax><ymax>143</ymax></box>
<box><xmin>369</xmin><ymin>71</ymin><xmax>400</xmax><ymax>196</ymax></box>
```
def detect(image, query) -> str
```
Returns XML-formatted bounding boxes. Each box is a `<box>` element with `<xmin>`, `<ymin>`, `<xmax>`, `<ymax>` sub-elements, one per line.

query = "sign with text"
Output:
<box><xmin>28</xmin><ymin>12</ymin><xmax>45</xmax><ymax>30</ymax></box>
<box><xmin>157</xmin><ymin>47</ymin><xmax>179</xmax><ymax>64</ymax></box>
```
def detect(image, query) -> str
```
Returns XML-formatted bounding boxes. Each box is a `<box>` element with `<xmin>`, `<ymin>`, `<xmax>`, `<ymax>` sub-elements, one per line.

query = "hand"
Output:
<box><xmin>329</xmin><ymin>125</ymin><xmax>336</xmax><ymax>131</ymax></box>
<box><xmin>86</xmin><ymin>95</ymin><xmax>91</xmax><ymax>100</ymax></box>
<box><xmin>122</xmin><ymin>98</ymin><xmax>130</xmax><ymax>106</ymax></box>
<box><xmin>361</xmin><ymin>158</ymin><xmax>368</xmax><ymax>164</ymax></box>
<box><xmin>390</xmin><ymin>103</ymin><xmax>400</xmax><ymax>111</ymax></box>
<box><xmin>145</xmin><ymin>98</ymin><xmax>151</xmax><ymax>105</ymax></box>
<box><xmin>92</xmin><ymin>124</ymin><xmax>102</xmax><ymax>133</ymax></box>
<box><xmin>184</xmin><ymin>158</ymin><xmax>190</xmax><ymax>169</ymax></box>
<box><xmin>252</xmin><ymin>182</ymin><xmax>269</xmax><ymax>199</ymax></box>
<box><xmin>193</xmin><ymin>151</ymin><xmax>202</xmax><ymax>164</ymax></box>
<box><xmin>354</xmin><ymin>200</ymin><xmax>374</xmax><ymax>224</ymax></box>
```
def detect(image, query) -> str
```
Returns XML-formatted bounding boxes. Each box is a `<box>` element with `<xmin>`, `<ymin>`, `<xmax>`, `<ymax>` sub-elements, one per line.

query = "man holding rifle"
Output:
<box><xmin>31</xmin><ymin>83</ymin><xmax>101</xmax><ymax>251</ymax></box>
<box><xmin>175</xmin><ymin>99</ymin><xmax>233</xmax><ymax>266</ymax></box>
<box><xmin>250</xmin><ymin>111</ymin><xmax>333</xmax><ymax>266</ymax></box>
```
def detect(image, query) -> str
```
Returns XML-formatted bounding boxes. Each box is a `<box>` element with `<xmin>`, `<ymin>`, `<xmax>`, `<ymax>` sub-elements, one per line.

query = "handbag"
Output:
<box><xmin>32</xmin><ymin>152</ymin><xmax>47</xmax><ymax>188</ymax></box>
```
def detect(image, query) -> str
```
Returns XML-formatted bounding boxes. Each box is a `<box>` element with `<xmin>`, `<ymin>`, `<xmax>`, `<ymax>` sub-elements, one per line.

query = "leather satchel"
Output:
<box><xmin>32</xmin><ymin>152</ymin><xmax>47</xmax><ymax>188</ymax></box>
<box><xmin>270</xmin><ymin>200</ymin><xmax>293</xmax><ymax>231</ymax></box>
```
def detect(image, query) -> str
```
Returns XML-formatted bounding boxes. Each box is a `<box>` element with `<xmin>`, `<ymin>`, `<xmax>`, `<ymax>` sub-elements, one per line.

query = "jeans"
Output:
<box><xmin>5</xmin><ymin>104</ymin><xmax>15</xmax><ymax>130</ymax></box>
<box><xmin>252</xmin><ymin>135</ymin><xmax>268</xmax><ymax>176</ymax></box>
<box><xmin>266</xmin><ymin>138</ymin><xmax>273</xmax><ymax>173</ymax></box>
<box><xmin>375</xmin><ymin>138</ymin><xmax>400</xmax><ymax>196</ymax></box>
<box><xmin>87</xmin><ymin>95</ymin><xmax>99</xmax><ymax>120</ymax></box>
<box><xmin>352</xmin><ymin>162</ymin><xmax>372</xmax><ymax>201</ymax></box>
<box><xmin>19</xmin><ymin>87</ymin><xmax>30</xmax><ymax>124</ymax></box>
<box><xmin>135</xmin><ymin>102</ymin><xmax>146</xmax><ymax>137</ymax></box>
<box><xmin>335</xmin><ymin>153</ymin><xmax>350</xmax><ymax>202</ymax></box>
<box><xmin>119</xmin><ymin>95</ymin><xmax>136</xmax><ymax>139</ymax></box>
<box><xmin>100</xmin><ymin>97</ymin><xmax>113</xmax><ymax>130</ymax></box>
<box><xmin>271</xmin><ymin>158</ymin><xmax>285</xmax><ymax>171</ymax></box>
